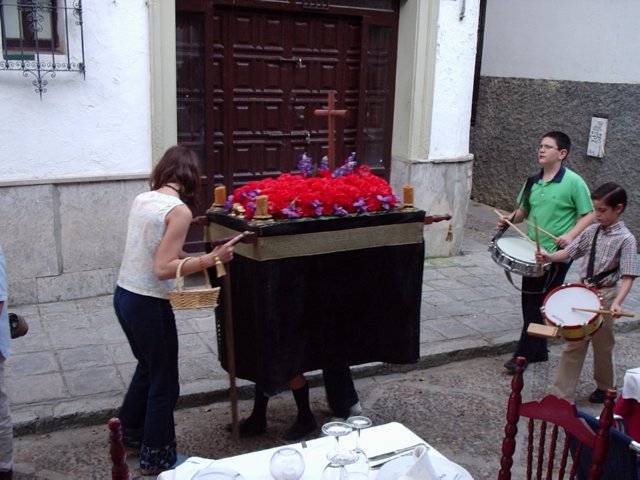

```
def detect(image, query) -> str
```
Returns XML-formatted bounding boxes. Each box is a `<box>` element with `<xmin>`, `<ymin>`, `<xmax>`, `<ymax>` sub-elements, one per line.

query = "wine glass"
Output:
<box><xmin>321</xmin><ymin>421</ymin><xmax>358</xmax><ymax>465</ymax></box>
<box><xmin>345</xmin><ymin>416</ymin><xmax>372</xmax><ymax>479</ymax></box>
<box><xmin>320</xmin><ymin>463</ymin><xmax>349</xmax><ymax>480</ymax></box>
<box><xmin>269</xmin><ymin>447</ymin><xmax>305</xmax><ymax>480</ymax></box>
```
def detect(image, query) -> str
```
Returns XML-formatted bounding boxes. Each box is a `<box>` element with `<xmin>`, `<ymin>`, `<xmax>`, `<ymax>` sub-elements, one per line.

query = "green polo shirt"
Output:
<box><xmin>516</xmin><ymin>166</ymin><xmax>593</xmax><ymax>252</ymax></box>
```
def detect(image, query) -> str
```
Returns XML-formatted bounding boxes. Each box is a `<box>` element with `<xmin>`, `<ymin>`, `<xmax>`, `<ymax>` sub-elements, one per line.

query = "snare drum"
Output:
<box><xmin>489</xmin><ymin>235</ymin><xmax>550</xmax><ymax>277</ymax></box>
<box><xmin>540</xmin><ymin>283</ymin><xmax>604</xmax><ymax>341</ymax></box>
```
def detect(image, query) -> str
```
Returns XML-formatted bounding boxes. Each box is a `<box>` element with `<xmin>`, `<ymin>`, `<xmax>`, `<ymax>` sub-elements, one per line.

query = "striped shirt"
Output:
<box><xmin>565</xmin><ymin>221</ymin><xmax>640</xmax><ymax>288</ymax></box>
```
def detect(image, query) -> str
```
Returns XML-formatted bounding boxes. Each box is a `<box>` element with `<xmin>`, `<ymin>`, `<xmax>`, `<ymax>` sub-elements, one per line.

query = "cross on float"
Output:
<box><xmin>314</xmin><ymin>90</ymin><xmax>348</xmax><ymax>170</ymax></box>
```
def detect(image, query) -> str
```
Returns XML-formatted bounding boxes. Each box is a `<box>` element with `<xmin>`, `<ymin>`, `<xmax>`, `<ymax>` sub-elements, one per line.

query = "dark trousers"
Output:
<box><xmin>515</xmin><ymin>261</ymin><xmax>571</xmax><ymax>359</ymax></box>
<box><xmin>323</xmin><ymin>367</ymin><xmax>359</xmax><ymax>418</ymax></box>
<box><xmin>113</xmin><ymin>287</ymin><xmax>179</xmax><ymax>455</ymax></box>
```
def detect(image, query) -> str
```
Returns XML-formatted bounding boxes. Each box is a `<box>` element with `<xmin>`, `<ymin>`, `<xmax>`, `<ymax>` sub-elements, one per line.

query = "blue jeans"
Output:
<box><xmin>113</xmin><ymin>286</ymin><xmax>179</xmax><ymax>469</ymax></box>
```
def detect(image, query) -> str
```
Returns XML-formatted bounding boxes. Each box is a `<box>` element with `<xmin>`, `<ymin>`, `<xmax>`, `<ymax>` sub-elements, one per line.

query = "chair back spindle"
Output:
<box><xmin>498</xmin><ymin>356</ymin><xmax>616</xmax><ymax>480</ymax></box>
<box><xmin>108</xmin><ymin>417</ymin><xmax>131</xmax><ymax>480</ymax></box>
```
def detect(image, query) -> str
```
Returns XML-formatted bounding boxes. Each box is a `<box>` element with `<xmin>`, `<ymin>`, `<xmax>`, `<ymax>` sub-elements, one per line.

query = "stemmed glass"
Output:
<box><xmin>345</xmin><ymin>416</ymin><xmax>372</xmax><ymax>479</ymax></box>
<box><xmin>269</xmin><ymin>446</ymin><xmax>305</xmax><ymax>480</ymax></box>
<box><xmin>320</xmin><ymin>421</ymin><xmax>357</xmax><ymax>480</ymax></box>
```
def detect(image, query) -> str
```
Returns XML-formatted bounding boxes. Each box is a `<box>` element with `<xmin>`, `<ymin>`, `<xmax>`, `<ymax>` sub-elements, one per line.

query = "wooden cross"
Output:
<box><xmin>314</xmin><ymin>90</ymin><xmax>348</xmax><ymax>170</ymax></box>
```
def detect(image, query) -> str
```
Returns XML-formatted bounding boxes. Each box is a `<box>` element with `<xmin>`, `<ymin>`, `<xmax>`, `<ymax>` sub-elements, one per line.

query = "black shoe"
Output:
<box><xmin>8</xmin><ymin>313</ymin><xmax>28</xmax><ymax>339</ymax></box>
<box><xmin>226</xmin><ymin>416</ymin><xmax>267</xmax><ymax>436</ymax></box>
<box><xmin>589</xmin><ymin>389</ymin><xmax>607</xmax><ymax>404</ymax></box>
<box><xmin>504</xmin><ymin>357</ymin><xmax>527</xmax><ymax>374</ymax></box>
<box><xmin>282</xmin><ymin>415</ymin><xmax>317</xmax><ymax>441</ymax></box>
<box><xmin>122</xmin><ymin>427</ymin><xmax>142</xmax><ymax>454</ymax></box>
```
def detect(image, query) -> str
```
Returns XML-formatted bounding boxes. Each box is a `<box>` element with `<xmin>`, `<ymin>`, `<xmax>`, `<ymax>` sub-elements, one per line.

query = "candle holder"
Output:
<box><xmin>212</xmin><ymin>186</ymin><xmax>227</xmax><ymax>208</ymax></box>
<box><xmin>253</xmin><ymin>194</ymin><xmax>273</xmax><ymax>220</ymax></box>
<box><xmin>402</xmin><ymin>185</ymin><xmax>414</xmax><ymax>208</ymax></box>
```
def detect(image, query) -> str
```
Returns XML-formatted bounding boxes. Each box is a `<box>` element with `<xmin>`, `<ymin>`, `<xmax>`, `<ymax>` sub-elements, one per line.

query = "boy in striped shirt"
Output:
<box><xmin>536</xmin><ymin>182</ymin><xmax>639</xmax><ymax>403</ymax></box>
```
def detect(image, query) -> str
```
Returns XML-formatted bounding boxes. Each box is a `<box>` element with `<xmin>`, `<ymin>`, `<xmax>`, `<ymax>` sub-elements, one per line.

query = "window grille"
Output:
<box><xmin>0</xmin><ymin>0</ymin><xmax>85</xmax><ymax>98</ymax></box>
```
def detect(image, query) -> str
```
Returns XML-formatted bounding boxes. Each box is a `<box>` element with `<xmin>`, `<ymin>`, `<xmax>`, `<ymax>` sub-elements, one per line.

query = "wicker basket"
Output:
<box><xmin>168</xmin><ymin>257</ymin><xmax>221</xmax><ymax>310</ymax></box>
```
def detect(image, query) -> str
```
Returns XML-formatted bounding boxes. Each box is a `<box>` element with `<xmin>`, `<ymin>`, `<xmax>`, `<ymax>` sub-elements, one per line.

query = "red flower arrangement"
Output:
<box><xmin>226</xmin><ymin>154</ymin><xmax>399</xmax><ymax>220</ymax></box>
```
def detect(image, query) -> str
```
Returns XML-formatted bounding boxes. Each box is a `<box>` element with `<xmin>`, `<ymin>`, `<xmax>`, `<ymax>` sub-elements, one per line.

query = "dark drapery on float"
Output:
<box><xmin>207</xmin><ymin>209</ymin><xmax>425</xmax><ymax>394</ymax></box>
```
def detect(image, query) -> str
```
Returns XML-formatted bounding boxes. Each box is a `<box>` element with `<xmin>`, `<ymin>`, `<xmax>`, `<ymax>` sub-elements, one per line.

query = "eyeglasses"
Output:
<box><xmin>538</xmin><ymin>144</ymin><xmax>559</xmax><ymax>151</ymax></box>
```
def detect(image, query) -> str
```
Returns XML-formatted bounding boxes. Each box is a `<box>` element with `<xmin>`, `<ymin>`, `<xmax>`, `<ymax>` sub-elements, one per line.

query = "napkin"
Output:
<box><xmin>622</xmin><ymin>367</ymin><xmax>640</xmax><ymax>401</ymax></box>
<box><xmin>398</xmin><ymin>445</ymin><xmax>438</xmax><ymax>480</ymax></box>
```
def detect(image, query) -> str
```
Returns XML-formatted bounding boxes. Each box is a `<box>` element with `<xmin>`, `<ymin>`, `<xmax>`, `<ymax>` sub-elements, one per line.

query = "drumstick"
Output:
<box><xmin>524</xmin><ymin>219</ymin><xmax>558</xmax><ymax>241</ymax></box>
<box><xmin>493</xmin><ymin>209</ymin><xmax>536</xmax><ymax>246</ymax></box>
<box><xmin>571</xmin><ymin>307</ymin><xmax>635</xmax><ymax>318</ymax></box>
<box><xmin>533</xmin><ymin>216</ymin><xmax>543</xmax><ymax>275</ymax></box>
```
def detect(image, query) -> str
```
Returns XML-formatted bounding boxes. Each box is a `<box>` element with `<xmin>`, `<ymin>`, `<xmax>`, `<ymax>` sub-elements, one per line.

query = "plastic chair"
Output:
<box><xmin>108</xmin><ymin>417</ymin><xmax>131</xmax><ymax>480</ymax></box>
<box><xmin>574</xmin><ymin>410</ymin><xmax>640</xmax><ymax>480</ymax></box>
<box><xmin>498</xmin><ymin>357</ymin><xmax>616</xmax><ymax>480</ymax></box>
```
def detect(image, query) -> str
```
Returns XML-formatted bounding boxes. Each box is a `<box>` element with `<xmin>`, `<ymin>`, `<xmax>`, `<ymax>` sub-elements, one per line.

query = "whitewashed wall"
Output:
<box><xmin>429</xmin><ymin>0</ymin><xmax>479</xmax><ymax>159</ymax></box>
<box><xmin>481</xmin><ymin>0</ymin><xmax>640</xmax><ymax>83</ymax></box>
<box><xmin>0</xmin><ymin>1</ymin><xmax>152</xmax><ymax>181</ymax></box>
<box><xmin>0</xmin><ymin>1</ymin><xmax>154</xmax><ymax>305</ymax></box>
<box><xmin>391</xmin><ymin>0</ymin><xmax>478</xmax><ymax>257</ymax></box>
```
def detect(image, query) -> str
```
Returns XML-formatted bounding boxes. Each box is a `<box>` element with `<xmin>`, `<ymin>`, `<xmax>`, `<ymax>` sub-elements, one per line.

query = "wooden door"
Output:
<box><xmin>176</xmin><ymin>1</ymin><xmax>399</xmax><ymax>248</ymax></box>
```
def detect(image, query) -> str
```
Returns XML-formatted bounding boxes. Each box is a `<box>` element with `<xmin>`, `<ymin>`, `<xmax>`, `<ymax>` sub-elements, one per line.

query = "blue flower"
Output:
<box><xmin>297</xmin><ymin>153</ymin><xmax>314</xmax><ymax>177</ymax></box>
<box><xmin>353</xmin><ymin>197</ymin><xmax>368</xmax><ymax>213</ymax></box>
<box><xmin>282</xmin><ymin>201</ymin><xmax>301</xmax><ymax>218</ymax></box>
<box><xmin>376</xmin><ymin>194</ymin><xmax>393</xmax><ymax>210</ymax></box>
<box><xmin>333</xmin><ymin>204</ymin><xmax>348</xmax><ymax>216</ymax></box>
<box><xmin>311</xmin><ymin>199</ymin><xmax>324</xmax><ymax>216</ymax></box>
<box><xmin>333</xmin><ymin>152</ymin><xmax>357</xmax><ymax>178</ymax></box>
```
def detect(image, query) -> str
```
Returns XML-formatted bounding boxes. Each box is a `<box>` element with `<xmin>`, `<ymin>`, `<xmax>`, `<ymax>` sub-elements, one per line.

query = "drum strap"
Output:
<box><xmin>584</xmin><ymin>226</ymin><xmax>618</xmax><ymax>287</ymax></box>
<box><xmin>491</xmin><ymin>175</ymin><xmax>537</xmax><ymax>244</ymax></box>
<box><xmin>503</xmin><ymin>265</ymin><xmax>561</xmax><ymax>294</ymax></box>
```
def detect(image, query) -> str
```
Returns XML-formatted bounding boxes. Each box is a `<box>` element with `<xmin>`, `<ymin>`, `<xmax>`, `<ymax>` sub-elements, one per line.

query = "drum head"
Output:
<box><xmin>495</xmin><ymin>236</ymin><xmax>537</xmax><ymax>264</ymax></box>
<box><xmin>543</xmin><ymin>284</ymin><xmax>602</xmax><ymax>327</ymax></box>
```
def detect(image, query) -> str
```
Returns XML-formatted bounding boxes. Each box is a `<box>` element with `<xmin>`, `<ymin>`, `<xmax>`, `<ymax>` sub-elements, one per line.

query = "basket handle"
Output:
<box><xmin>175</xmin><ymin>257</ymin><xmax>213</xmax><ymax>292</ymax></box>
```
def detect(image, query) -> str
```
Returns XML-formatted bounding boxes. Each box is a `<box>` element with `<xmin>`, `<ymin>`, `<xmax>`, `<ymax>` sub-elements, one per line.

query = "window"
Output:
<box><xmin>0</xmin><ymin>0</ymin><xmax>84</xmax><ymax>97</ymax></box>
<box><xmin>1</xmin><ymin>0</ymin><xmax>59</xmax><ymax>53</ymax></box>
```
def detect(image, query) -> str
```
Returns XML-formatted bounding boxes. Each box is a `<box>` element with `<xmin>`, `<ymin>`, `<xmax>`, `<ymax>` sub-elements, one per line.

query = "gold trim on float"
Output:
<box><xmin>207</xmin><ymin>222</ymin><xmax>424</xmax><ymax>261</ymax></box>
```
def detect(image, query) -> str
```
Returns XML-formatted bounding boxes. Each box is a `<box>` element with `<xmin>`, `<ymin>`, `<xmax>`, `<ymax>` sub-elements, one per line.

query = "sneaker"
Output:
<box><xmin>282</xmin><ymin>415</ymin><xmax>317</xmax><ymax>441</ymax></box>
<box><xmin>349</xmin><ymin>401</ymin><xmax>362</xmax><ymax>416</ymax></box>
<box><xmin>8</xmin><ymin>313</ymin><xmax>28</xmax><ymax>339</ymax></box>
<box><xmin>588</xmin><ymin>389</ymin><xmax>607</xmax><ymax>404</ymax></box>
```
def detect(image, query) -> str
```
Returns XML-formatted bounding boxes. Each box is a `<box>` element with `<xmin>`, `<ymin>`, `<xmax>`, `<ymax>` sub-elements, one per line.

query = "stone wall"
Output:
<box><xmin>391</xmin><ymin>155</ymin><xmax>473</xmax><ymax>258</ymax></box>
<box><xmin>470</xmin><ymin>76</ymin><xmax>640</xmax><ymax>241</ymax></box>
<box><xmin>1</xmin><ymin>178</ymin><xmax>147</xmax><ymax>306</ymax></box>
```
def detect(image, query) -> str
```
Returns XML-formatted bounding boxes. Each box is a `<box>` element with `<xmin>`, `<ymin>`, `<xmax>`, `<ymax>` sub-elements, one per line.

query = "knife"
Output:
<box><xmin>368</xmin><ymin>443</ymin><xmax>427</xmax><ymax>466</ymax></box>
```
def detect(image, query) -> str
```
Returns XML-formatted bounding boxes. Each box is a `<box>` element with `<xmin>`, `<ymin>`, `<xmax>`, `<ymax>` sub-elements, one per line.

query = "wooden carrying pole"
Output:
<box><xmin>223</xmin><ymin>270</ymin><xmax>240</xmax><ymax>440</ymax></box>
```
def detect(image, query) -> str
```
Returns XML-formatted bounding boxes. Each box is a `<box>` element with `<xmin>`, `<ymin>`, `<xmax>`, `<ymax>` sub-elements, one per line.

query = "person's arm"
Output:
<box><xmin>610</xmin><ymin>276</ymin><xmax>635</xmax><ymax>317</ymax></box>
<box><xmin>154</xmin><ymin>205</ymin><xmax>239</xmax><ymax>280</ymax></box>
<box><xmin>556</xmin><ymin>211</ymin><xmax>596</xmax><ymax>248</ymax></box>
<box><xmin>536</xmin><ymin>248</ymin><xmax>571</xmax><ymax>264</ymax></box>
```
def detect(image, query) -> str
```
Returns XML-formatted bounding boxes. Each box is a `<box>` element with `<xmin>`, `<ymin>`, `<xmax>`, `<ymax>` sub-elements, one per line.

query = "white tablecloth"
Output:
<box><xmin>622</xmin><ymin>367</ymin><xmax>640</xmax><ymax>401</ymax></box>
<box><xmin>157</xmin><ymin>422</ymin><xmax>472</xmax><ymax>479</ymax></box>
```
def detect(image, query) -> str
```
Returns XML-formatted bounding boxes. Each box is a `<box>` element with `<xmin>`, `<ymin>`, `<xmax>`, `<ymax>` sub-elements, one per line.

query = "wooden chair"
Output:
<box><xmin>498</xmin><ymin>357</ymin><xmax>616</xmax><ymax>480</ymax></box>
<box><xmin>108</xmin><ymin>417</ymin><xmax>131</xmax><ymax>480</ymax></box>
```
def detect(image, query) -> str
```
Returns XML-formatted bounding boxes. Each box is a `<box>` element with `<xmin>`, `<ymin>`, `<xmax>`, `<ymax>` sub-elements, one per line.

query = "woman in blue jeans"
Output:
<box><xmin>114</xmin><ymin>145</ymin><xmax>237</xmax><ymax>476</ymax></box>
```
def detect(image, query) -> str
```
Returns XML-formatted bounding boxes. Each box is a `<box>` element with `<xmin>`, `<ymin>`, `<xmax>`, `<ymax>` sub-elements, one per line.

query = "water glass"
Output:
<box><xmin>269</xmin><ymin>447</ymin><xmax>305</xmax><ymax>480</ymax></box>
